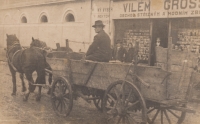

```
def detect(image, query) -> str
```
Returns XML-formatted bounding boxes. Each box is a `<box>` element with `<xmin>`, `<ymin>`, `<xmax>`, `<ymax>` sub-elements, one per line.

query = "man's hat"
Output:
<box><xmin>92</xmin><ymin>20</ymin><xmax>105</xmax><ymax>28</ymax></box>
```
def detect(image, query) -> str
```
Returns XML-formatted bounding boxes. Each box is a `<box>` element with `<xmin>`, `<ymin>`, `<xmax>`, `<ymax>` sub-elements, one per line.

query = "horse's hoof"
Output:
<box><xmin>22</xmin><ymin>87</ymin><xmax>27</xmax><ymax>92</ymax></box>
<box><xmin>36</xmin><ymin>96</ymin><xmax>41</xmax><ymax>102</ymax></box>
<box><xmin>23</xmin><ymin>95</ymin><xmax>28</xmax><ymax>102</ymax></box>
<box><xmin>11</xmin><ymin>92</ymin><xmax>16</xmax><ymax>96</ymax></box>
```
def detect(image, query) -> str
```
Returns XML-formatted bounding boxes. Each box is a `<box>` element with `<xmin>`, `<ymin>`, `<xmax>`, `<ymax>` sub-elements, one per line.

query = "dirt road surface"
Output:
<box><xmin>0</xmin><ymin>61</ymin><xmax>200</xmax><ymax>124</ymax></box>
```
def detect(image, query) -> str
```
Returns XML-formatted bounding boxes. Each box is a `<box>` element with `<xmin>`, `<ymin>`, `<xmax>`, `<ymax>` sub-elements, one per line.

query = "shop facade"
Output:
<box><xmin>109</xmin><ymin>0</ymin><xmax>200</xmax><ymax>66</ymax></box>
<box><xmin>1</xmin><ymin>0</ymin><xmax>200</xmax><ymax>61</ymax></box>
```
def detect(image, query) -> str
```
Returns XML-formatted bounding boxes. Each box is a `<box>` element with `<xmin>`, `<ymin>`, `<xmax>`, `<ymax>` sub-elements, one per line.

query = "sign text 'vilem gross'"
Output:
<box><xmin>119</xmin><ymin>0</ymin><xmax>200</xmax><ymax>18</ymax></box>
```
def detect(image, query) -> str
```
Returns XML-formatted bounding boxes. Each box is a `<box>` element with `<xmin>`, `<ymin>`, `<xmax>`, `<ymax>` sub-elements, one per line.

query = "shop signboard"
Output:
<box><xmin>112</xmin><ymin>0</ymin><xmax>200</xmax><ymax>19</ymax></box>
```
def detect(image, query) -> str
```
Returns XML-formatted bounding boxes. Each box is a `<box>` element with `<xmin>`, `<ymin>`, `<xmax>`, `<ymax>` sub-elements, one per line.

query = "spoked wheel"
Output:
<box><xmin>93</xmin><ymin>94</ymin><xmax>116</xmax><ymax>112</ymax></box>
<box><xmin>93</xmin><ymin>95</ymin><xmax>103</xmax><ymax>111</ymax></box>
<box><xmin>102</xmin><ymin>80</ymin><xmax>147</xmax><ymax>124</ymax></box>
<box><xmin>51</xmin><ymin>77</ymin><xmax>73</xmax><ymax>117</ymax></box>
<box><xmin>93</xmin><ymin>90</ymin><xmax>105</xmax><ymax>111</ymax></box>
<box><xmin>147</xmin><ymin>104</ymin><xmax>186</xmax><ymax>124</ymax></box>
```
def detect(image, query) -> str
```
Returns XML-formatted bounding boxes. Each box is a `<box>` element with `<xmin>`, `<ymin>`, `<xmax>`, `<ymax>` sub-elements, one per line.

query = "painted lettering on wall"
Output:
<box><xmin>97</xmin><ymin>7</ymin><xmax>112</xmax><ymax>12</ymax></box>
<box><xmin>122</xmin><ymin>0</ymin><xmax>200</xmax><ymax>13</ymax></box>
<box><xmin>164</xmin><ymin>0</ymin><xmax>199</xmax><ymax>10</ymax></box>
<box><xmin>115</xmin><ymin>0</ymin><xmax>200</xmax><ymax>18</ymax></box>
<box><xmin>123</xmin><ymin>2</ymin><xmax>150</xmax><ymax>12</ymax></box>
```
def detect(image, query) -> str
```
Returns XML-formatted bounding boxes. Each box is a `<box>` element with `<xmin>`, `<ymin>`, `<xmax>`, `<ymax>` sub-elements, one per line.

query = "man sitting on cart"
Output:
<box><xmin>85</xmin><ymin>20</ymin><xmax>112</xmax><ymax>62</ymax></box>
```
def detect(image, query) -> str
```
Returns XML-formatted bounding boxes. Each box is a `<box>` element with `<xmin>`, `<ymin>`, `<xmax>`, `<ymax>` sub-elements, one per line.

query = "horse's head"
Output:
<box><xmin>6</xmin><ymin>34</ymin><xmax>21</xmax><ymax>53</ymax></box>
<box><xmin>6</xmin><ymin>34</ymin><xmax>20</xmax><ymax>48</ymax></box>
<box><xmin>31</xmin><ymin>37</ymin><xmax>47</xmax><ymax>48</ymax></box>
<box><xmin>31</xmin><ymin>37</ymin><xmax>51</xmax><ymax>55</ymax></box>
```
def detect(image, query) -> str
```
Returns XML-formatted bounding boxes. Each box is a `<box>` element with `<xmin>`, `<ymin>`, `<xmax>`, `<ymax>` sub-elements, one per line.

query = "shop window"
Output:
<box><xmin>114</xmin><ymin>19</ymin><xmax>151</xmax><ymax>64</ymax></box>
<box><xmin>171</xmin><ymin>18</ymin><xmax>200</xmax><ymax>53</ymax></box>
<box><xmin>65</xmin><ymin>13</ymin><xmax>75</xmax><ymax>22</ymax></box>
<box><xmin>21</xmin><ymin>16</ymin><xmax>27</xmax><ymax>23</ymax></box>
<box><xmin>40</xmin><ymin>15</ymin><xmax>48</xmax><ymax>23</ymax></box>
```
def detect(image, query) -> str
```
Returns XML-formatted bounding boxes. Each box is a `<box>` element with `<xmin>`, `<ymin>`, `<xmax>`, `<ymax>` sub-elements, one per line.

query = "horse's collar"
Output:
<box><xmin>8</xmin><ymin>43</ymin><xmax>20</xmax><ymax>49</ymax></box>
<box><xmin>7</xmin><ymin>49</ymin><xmax>22</xmax><ymax>72</ymax></box>
<box><xmin>7</xmin><ymin>43</ymin><xmax>21</xmax><ymax>54</ymax></box>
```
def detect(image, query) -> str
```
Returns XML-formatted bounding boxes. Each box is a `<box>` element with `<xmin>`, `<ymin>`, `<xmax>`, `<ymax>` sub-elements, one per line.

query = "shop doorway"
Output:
<box><xmin>150</xmin><ymin>19</ymin><xmax>169</xmax><ymax>65</ymax></box>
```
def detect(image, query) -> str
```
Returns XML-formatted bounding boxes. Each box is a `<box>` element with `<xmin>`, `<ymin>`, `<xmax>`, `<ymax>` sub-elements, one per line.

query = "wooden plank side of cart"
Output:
<box><xmin>156</xmin><ymin>46</ymin><xmax>200</xmax><ymax>101</ymax></box>
<box><xmin>47</xmin><ymin>58</ymin><xmax>170</xmax><ymax>102</ymax></box>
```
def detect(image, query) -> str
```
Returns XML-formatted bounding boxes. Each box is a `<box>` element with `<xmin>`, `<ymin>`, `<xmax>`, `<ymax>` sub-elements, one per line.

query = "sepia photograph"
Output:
<box><xmin>0</xmin><ymin>0</ymin><xmax>200</xmax><ymax>124</ymax></box>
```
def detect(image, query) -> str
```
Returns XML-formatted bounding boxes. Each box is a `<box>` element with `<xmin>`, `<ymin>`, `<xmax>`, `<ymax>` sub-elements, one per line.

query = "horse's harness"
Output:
<box><xmin>7</xmin><ymin>40</ymin><xmax>49</xmax><ymax>71</ymax></box>
<box><xmin>6</xmin><ymin>43</ymin><xmax>23</xmax><ymax>72</ymax></box>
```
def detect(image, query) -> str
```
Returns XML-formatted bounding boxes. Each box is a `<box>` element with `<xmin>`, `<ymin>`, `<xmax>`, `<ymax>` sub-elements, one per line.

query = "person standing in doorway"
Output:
<box><xmin>156</xmin><ymin>37</ymin><xmax>161</xmax><ymax>47</ymax></box>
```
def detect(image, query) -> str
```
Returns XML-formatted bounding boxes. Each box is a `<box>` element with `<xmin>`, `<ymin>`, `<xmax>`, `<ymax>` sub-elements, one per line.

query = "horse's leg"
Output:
<box><xmin>19</xmin><ymin>73</ymin><xmax>26</xmax><ymax>92</ymax></box>
<box><xmin>23</xmin><ymin>72</ymin><xmax>34</xmax><ymax>102</ymax></box>
<box><xmin>36</xmin><ymin>86</ymin><xmax>42</xmax><ymax>101</ymax></box>
<box><xmin>35</xmin><ymin>69</ymin><xmax>45</xmax><ymax>101</ymax></box>
<box><xmin>8</xmin><ymin>64</ymin><xmax>17</xmax><ymax>96</ymax></box>
<box><xmin>46</xmin><ymin>62</ymin><xmax>52</xmax><ymax>95</ymax></box>
<box><xmin>11</xmin><ymin>72</ymin><xmax>16</xmax><ymax>96</ymax></box>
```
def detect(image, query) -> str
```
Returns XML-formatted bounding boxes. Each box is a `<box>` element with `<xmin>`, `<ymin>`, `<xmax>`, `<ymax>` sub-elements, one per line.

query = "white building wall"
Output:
<box><xmin>0</xmin><ymin>0</ymin><xmax>92</xmax><ymax>52</ymax></box>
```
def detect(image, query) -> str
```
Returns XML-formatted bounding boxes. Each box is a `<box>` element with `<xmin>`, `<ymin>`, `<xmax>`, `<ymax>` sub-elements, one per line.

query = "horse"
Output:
<box><xmin>30</xmin><ymin>37</ymin><xmax>52</xmax><ymax>51</ymax></box>
<box><xmin>30</xmin><ymin>37</ymin><xmax>53</xmax><ymax>94</ymax></box>
<box><xmin>6</xmin><ymin>34</ymin><xmax>47</xmax><ymax>101</ymax></box>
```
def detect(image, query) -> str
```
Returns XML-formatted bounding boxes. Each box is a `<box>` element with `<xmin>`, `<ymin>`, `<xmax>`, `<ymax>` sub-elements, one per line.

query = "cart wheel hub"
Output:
<box><xmin>58</xmin><ymin>95</ymin><xmax>64</xmax><ymax>99</ymax></box>
<box><xmin>54</xmin><ymin>92</ymin><xmax>63</xmax><ymax>99</ymax></box>
<box><xmin>110</xmin><ymin>108</ymin><xmax>118</xmax><ymax>116</ymax></box>
<box><xmin>119</xmin><ymin>109</ymin><xmax>127</xmax><ymax>116</ymax></box>
<box><xmin>116</xmin><ymin>106</ymin><xmax>126</xmax><ymax>116</ymax></box>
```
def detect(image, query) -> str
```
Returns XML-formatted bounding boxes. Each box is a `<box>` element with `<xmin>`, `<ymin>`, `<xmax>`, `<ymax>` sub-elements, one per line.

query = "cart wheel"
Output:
<box><xmin>93</xmin><ymin>95</ymin><xmax>103</xmax><ymax>111</ymax></box>
<box><xmin>93</xmin><ymin>90</ymin><xmax>105</xmax><ymax>111</ymax></box>
<box><xmin>147</xmin><ymin>104</ymin><xmax>186</xmax><ymax>124</ymax></box>
<box><xmin>102</xmin><ymin>80</ymin><xmax>147</xmax><ymax>124</ymax></box>
<box><xmin>51</xmin><ymin>76</ymin><xmax>73</xmax><ymax>117</ymax></box>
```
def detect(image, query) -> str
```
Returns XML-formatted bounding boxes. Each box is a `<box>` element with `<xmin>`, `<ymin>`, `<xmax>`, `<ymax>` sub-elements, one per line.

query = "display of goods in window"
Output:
<box><xmin>123</xmin><ymin>29</ymin><xmax>150</xmax><ymax>63</ymax></box>
<box><xmin>174</xmin><ymin>28</ymin><xmax>200</xmax><ymax>54</ymax></box>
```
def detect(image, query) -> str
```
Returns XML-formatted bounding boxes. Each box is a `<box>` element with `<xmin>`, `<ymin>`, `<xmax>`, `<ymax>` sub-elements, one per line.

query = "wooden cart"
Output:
<box><xmin>45</xmin><ymin>48</ymin><xmax>197</xmax><ymax>124</ymax></box>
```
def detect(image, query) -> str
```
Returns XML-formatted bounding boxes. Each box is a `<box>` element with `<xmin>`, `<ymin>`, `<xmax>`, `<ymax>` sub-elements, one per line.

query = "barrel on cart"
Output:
<box><xmin>46</xmin><ymin>49</ymin><xmax>198</xmax><ymax>124</ymax></box>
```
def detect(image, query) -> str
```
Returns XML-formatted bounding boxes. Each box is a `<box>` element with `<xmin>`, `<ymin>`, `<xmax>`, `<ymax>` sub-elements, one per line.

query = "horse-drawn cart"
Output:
<box><xmin>5</xmin><ymin>34</ymin><xmax>197</xmax><ymax>124</ymax></box>
<box><xmin>45</xmin><ymin>49</ymin><xmax>198</xmax><ymax>124</ymax></box>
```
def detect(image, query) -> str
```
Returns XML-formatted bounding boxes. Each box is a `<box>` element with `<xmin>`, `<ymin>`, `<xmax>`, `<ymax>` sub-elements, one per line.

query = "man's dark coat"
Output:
<box><xmin>125</xmin><ymin>47</ymin><xmax>135</xmax><ymax>63</ymax></box>
<box><xmin>86</xmin><ymin>30</ymin><xmax>111</xmax><ymax>62</ymax></box>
